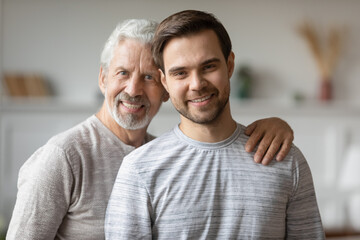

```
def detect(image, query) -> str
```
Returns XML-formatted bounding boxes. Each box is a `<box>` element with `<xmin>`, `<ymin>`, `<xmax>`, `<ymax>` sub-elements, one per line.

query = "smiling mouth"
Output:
<box><xmin>121</xmin><ymin>101</ymin><xmax>144</xmax><ymax>110</ymax></box>
<box><xmin>190</xmin><ymin>94</ymin><xmax>213</xmax><ymax>103</ymax></box>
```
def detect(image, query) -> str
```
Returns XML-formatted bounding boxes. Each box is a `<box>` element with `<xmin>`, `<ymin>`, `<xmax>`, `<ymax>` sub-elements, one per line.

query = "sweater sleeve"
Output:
<box><xmin>105</xmin><ymin>158</ymin><xmax>152</xmax><ymax>240</ymax></box>
<box><xmin>6</xmin><ymin>144</ymin><xmax>74</xmax><ymax>240</ymax></box>
<box><xmin>286</xmin><ymin>146</ymin><xmax>325</xmax><ymax>239</ymax></box>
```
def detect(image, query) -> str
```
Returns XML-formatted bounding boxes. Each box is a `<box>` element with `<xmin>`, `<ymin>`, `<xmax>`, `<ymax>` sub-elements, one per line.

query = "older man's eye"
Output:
<box><xmin>116</xmin><ymin>71</ymin><xmax>129</xmax><ymax>78</ymax></box>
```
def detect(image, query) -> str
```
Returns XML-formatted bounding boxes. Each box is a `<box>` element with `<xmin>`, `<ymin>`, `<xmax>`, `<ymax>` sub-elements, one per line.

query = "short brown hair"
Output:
<box><xmin>152</xmin><ymin>10</ymin><xmax>232</xmax><ymax>72</ymax></box>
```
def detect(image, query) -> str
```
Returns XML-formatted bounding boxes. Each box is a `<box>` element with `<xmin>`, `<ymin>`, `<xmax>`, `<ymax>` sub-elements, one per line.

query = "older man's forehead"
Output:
<box><xmin>139</xmin><ymin>49</ymin><xmax>158</xmax><ymax>73</ymax></box>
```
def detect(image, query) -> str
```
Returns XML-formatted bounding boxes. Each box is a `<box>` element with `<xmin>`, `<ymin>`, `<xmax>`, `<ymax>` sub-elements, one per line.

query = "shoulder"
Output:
<box><xmin>20</xmin><ymin>116</ymin><xmax>100</xmax><ymax>176</ymax></box>
<box><xmin>127</xmin><ymin>129</ymin><xmax>177</xmax><ymax>159</ymax></box>
<box><xmin>286</xmin><ymin>144</ymin><xmax>308</xmax><ymax>168</ymax></box>
<box><xmin>266</xmin><ymin>143</ymin><xmax>311</xmax><ymax>184</ymax></box>
<box><xmin>47</xmin><ymin>115</ymin><xmax>99</xmax><ymax>149</ymax></box>
<box><xmin>19</xmin><ymin>142</ymin><xmax>73</xmax><ymax>183</ymax></box>
<box><xmin>286</xmin><ymin>144</ymin><xmax>313</xmax><ymax>183</ymax></box>
<box><xmin>235</xmin><ymin>121</ymin><xmax>307</xmax><ymax>171</ymax></box>
<box><xmin>121</xmin><ymin>129</ymin><xmax>180</xmax><ymax>172</ymax></box>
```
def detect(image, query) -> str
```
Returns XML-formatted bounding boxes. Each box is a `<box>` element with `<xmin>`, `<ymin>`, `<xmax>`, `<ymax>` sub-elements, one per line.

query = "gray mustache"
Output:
<box><xmin>115</xmin><ymin>92</ymin><xmax>150</xmax><ymax>107</ymax></box>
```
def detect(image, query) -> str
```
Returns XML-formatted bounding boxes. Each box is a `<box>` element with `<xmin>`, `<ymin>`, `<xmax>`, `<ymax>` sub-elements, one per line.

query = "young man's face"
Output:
<box><xmin>161</xmin><ymin>29</ymin><xmax>234</xmax><ymax>124</ymax></box>
<box><xmin>99</xmin><ymin>39</ymin><xmax>168</xmax><ymax>130</ymax></box>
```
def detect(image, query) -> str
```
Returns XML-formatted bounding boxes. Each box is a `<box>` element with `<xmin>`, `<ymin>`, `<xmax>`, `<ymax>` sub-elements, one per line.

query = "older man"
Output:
<box><xmin>7</xmin><ymin>19</ymin><xmax>293</xmax><ymax>239</ymax></box>
<box><xmin>105</xmin><ymin>12</ymin><xmax>324</xmax><ymax>239</ymax></box>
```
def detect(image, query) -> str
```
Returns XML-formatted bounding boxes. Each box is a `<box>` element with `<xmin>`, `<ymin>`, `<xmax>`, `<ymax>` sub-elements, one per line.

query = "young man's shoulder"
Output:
<box><xmin>125</xmin><ymin>128</ymin><xmax>177</xmax><ymax>160</ymax></box>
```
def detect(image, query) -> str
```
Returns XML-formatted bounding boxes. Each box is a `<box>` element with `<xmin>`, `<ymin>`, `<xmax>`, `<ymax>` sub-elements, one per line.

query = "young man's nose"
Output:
<box><xmin>189</xmin><ymin>72</ymin><xmax>207</xmax><ymax>91</ymax></box>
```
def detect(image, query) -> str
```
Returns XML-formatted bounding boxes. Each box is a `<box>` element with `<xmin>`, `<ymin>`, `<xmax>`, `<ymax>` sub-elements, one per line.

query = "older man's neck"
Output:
<box><xmin>96</xmin><ymin>104</ymin><xmax>148</xmax><ymax>148</ymax></box>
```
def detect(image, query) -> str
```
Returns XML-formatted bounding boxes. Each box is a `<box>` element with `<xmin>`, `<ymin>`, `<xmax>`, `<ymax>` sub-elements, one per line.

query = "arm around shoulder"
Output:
<box><xmin>6</xmin><ymin>144</ymin><xmax>74</xmax><ymax>240</ymax></box>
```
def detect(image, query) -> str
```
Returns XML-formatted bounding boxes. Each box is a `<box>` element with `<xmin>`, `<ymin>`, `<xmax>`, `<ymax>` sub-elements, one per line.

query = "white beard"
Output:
<box><xmin>105</xmin><ymin>90</ymin><xmax>151</xmax><ymax>130</ymax></box>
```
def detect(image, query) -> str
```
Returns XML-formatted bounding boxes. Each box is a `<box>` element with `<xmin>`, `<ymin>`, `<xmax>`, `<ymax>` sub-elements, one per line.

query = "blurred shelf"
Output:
<box><xmin>0</xmin><ymin>97</ymin><xmax>102</xmax><ymax>113</ymax></box>
<box><xmin>231</xmin><ymin>98</ymin><xmax>360</xmax><ymax>116</ymax></box>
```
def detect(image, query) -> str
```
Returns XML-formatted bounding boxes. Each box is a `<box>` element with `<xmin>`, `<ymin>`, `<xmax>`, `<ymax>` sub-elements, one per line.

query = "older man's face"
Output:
<box><xmin>102</xmin><ymin>39</ymin><xmax>167</xmax><ymax>130</ymax></box>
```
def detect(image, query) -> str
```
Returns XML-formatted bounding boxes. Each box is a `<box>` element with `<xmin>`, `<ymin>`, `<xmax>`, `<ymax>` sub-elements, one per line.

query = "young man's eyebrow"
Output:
<box><xmin>167</xmin><ymin>58</ymin><xmax>221</xmax><ymax>74</ymax></box>
<box><xmin>168</xmin><ymin>66</ymin><xmax>186</xmax><ymax>74</ymax></box>
<box><xmin>201</xmin><ymin>58</ymin><xmax>221</xmax><ymax>66</ymax></box>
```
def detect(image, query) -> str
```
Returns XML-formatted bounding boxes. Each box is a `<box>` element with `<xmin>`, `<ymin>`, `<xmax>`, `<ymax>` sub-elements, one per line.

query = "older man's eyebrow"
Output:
<box><xmin>113</xmin><ymin>66</ymin><xmax>127</xmax><ymax>72</ymax></box>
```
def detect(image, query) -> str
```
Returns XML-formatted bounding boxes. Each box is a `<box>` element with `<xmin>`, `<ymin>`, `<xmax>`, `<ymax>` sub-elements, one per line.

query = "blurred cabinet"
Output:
<box><xmin>1</xmin><ymin>99</ymin><xmax>360</xmax><ymax>231</ymax></box>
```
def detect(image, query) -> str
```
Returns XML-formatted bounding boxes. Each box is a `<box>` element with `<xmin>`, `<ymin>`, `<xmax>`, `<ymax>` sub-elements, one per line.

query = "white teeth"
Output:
<box><xmin>122</xmin><ymin>102</ymin><xmax>142</xmax><ymax>109</ymax></box>
<box><xmin>191</xmin><ymin>95</ymin><xmax>211</xmax><ymax>103</ymax></box>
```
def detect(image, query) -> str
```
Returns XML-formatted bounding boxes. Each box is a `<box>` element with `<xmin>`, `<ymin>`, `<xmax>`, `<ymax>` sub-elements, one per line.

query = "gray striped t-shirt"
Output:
<box><xmin>105</xmin><ymin>124</ymin><xmax>325</xmax><ymax>239</ymax></box>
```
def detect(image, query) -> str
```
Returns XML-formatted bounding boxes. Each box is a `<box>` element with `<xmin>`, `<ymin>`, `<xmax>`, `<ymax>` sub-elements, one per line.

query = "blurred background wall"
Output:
<box><xmin>1</xmin><ymin>0</ymin><xmax>360</xmax><ymax>238</ymax></box>
<box><xmin>1</xmin><ymin>0</ymin><xmax>360</xmax><ymax>103</ymax></box>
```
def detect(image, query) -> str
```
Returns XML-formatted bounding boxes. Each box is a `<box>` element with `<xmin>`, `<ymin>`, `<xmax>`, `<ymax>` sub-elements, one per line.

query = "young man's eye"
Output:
<box><xmin>145</xmin><ymin>75</ymin><xmax>153</xmax><ymax>80</ymax></box>
<box><xmin>203</xmin><ymin>64</ymin><xmax>215</xmax><ymax>71</ymax></box>
<box><xmin>174</xmin><ymin>71</ymin><xmax>186</xmax><ymax>77</ymax></box>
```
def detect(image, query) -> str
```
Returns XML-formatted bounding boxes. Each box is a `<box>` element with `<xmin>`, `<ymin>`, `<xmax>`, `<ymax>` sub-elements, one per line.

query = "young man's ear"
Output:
<box><xmin>98</xmin><ymin>66</ymin><xmax>107</xmax><ymax>95</ymax></box>
<box><xmin>162</xmin><ymin>91</ymin><xmax>170</xmax><ymax>102</ymax></box>
<box><xmin>159</xmin><ymin>69</ymin><xmax>170</xmax><ymax>102</ymax></box>
<box><xmin>227</xmin><ymin>51</ymin><xmax>235</xmax><ymax>79</ymax></box>
<box><xmin>159</xmin><ymin>69</ymin><xmax>169</xmax><ymax>93</ymax></box>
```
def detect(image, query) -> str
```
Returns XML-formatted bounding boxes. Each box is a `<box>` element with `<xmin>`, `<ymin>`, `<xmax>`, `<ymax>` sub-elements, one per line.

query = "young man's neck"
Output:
<box><xmin>179</xmin><ymin>103</ymin><xmax>237</xmax><ymax>143</ymax></box>
<box><xmin>96</xmin><ymin>103</ymin><xmax>148</xmax><ymax>148</ymax></box>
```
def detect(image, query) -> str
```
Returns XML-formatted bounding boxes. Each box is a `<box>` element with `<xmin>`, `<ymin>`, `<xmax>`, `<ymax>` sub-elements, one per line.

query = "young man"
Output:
<box><xmin>105</xmin><ymin>11</ymin><xmax>325</xmax><ymax>239</ymax></box>
<box><xmin>6</xmin><ymin>19</ymin><xmax>294</xmax><ymax>240</ymax></box>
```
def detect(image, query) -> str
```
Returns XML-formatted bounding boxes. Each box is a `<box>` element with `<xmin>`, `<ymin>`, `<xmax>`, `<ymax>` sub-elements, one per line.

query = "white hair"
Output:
<box><xmin>100</xmin><ymin>19</ymin><xmax>158</xmax><ymax>74</ymax></box>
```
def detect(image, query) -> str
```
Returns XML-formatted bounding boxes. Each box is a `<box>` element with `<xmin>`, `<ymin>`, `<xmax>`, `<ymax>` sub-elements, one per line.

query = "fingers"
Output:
<box><xmin>254</xmin><ymin>131</ymin><xmax>294</xmax><ymax>165</ymax></box>
<box><xmin>245</xmin><ymin>126</ymin><xmax>263</xmax><ymax>153</ymax></box>
<box><xmin>245</xmin><ymin>117</ymin><xmax>295</xmax><ymax>165</ymax></box>
<box><xmin>275</xmin><ymin>138</ymin><xmax>293</xmax><ymax>162</ymax></box>
<box><xmin>253</xmin><ymin>134</ymin><xmax>275</xmax><ymax>164</ymax></box>
<box><xmin>261</xmin><ymin>137</ymin><xmax>282</xmax><ymax>165</ymax></box>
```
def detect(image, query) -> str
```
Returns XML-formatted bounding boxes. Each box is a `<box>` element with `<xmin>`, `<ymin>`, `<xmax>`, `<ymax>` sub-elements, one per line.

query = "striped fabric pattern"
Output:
<box><xmin>105</xmin><ymin>124</ymin><xmax>325</xmax><ymax>239</ymax></box>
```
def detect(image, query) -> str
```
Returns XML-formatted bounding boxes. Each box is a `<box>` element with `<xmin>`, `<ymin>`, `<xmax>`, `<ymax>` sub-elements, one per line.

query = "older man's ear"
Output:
<box><xmin>98</xmin><ymin>67</ymin><xmax>107</xmax><ymax>96</ymax></box>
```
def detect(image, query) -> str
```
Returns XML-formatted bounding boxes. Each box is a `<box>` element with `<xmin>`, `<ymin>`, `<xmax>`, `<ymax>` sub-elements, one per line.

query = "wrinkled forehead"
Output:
<box><xmin>113</xmin><ymin>39</ymin><xmax>158</xmax><ymax>72</ymax></box>
<box><xmin>138</xmin><ymin>45</ymin><xmax>159</xmax><ymax>77</ymax></box>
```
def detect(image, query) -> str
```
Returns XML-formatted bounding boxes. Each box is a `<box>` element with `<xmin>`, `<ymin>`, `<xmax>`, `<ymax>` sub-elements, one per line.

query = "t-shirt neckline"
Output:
<box><xmin>173</xmin><ymin>123</ymin><xmax>242</xmax><ymax>150</ymax></box>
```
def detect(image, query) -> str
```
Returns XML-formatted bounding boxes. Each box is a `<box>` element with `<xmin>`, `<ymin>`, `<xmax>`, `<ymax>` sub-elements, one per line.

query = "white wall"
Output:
<box><xmin>0</xmin><ymin>0</ymin><xmax>3</xmax><ymax>96</ymax></box>
<box><xmin>1</xmin><ymin>0</ymin><xmax>360</xmax><ymax>233</ymax></box>
<box><xmin>2</xmin><ymin>0</ymin><xmax>360</xmax><ymax>104</ymax></box>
